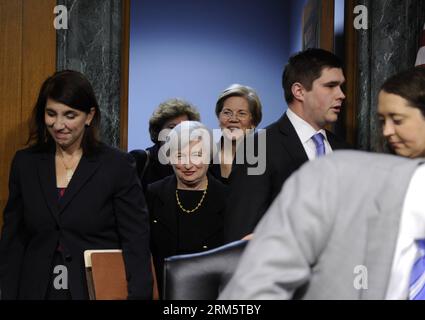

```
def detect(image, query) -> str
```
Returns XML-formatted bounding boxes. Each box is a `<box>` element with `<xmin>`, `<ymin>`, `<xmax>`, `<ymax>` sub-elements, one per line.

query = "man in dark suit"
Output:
<box><xmin>224</xmin><ymin>48</ymin><xmax>350</xmax><ymax>242</ymax></box>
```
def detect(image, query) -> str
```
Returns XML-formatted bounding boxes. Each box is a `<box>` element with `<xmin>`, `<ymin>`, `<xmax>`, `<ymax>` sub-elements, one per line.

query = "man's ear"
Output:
<box><xmin>291</xmin><ymin>82</ymin><xmax>305</xmax><ymax>102</ymax></box>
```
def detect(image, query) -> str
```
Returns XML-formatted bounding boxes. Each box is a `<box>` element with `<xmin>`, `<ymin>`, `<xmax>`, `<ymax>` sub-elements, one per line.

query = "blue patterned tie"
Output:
<box><xmin>409</xmin><ymin>239</ymin><xmax>425</xmax><ymax>300</ymax></box>
<box><xmin>311</xmin><ymin>133</ymin><xmax>326</xmax><ymax>157</ymax></box>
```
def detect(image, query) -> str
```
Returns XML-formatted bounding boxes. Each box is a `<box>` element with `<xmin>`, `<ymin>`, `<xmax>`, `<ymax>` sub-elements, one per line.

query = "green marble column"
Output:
<box><xmin>356</xmin><ymin>0</ymin><xmax>425</xmax><ymax>152</ymax></box>
<box><xmin>56</xmin><ymin>0</ymin><xmax>123</xmax><ymax>147</ymax></box>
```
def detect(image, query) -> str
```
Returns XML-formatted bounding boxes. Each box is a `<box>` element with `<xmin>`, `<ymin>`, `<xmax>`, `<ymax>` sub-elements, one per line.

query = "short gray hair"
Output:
<box><xmin>215</xmin><ymin>84</ymin><xmax>263</xmax><ymax>127</ymax></box>
<box><xmin>158</xmin><ymin>121</ymin><xmax>215</xmax><ymax>165</ymax></box>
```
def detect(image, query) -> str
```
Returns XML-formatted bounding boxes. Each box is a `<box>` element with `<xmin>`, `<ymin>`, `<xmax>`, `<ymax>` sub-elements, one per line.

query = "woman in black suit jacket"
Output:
<box><xmin>130</xmin><ymin>98</ymin><xmax>201</xmax><ymax>192</ymax></box>
<box><xmin>0</xmin><ymin>70</ymin><xmax>152</xmax><ymax>300</ymax></box>
<box><xmin>209</xmin><ymin>84</ymin><xmax>263</xmax><ymax>184</ymax></box>
<box><xmin>146</xmin><ymin>121</ymin><xmax>227</xmax><ymax>296</ymax></box>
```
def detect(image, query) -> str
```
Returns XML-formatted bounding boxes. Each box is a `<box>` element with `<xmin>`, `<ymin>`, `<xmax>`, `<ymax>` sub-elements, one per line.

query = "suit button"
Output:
<box><xmin>65</xmin><ymin>254</ymin><xmax>72</xmax><ymax>262</ymax></box>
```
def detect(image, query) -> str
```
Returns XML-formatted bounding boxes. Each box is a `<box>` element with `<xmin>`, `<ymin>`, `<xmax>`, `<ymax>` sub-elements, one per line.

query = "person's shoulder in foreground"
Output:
<box><xmin>219</xmin><ymin>150</ymin><xmax>422</xmax><ymax>300</ymax></box>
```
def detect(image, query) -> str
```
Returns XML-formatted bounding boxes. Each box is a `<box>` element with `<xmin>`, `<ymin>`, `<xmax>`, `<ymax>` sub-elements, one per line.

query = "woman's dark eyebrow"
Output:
<box><xmin>388</xmin><ymin>112</ymin><xmax>406</xmax><ymax>117</ymax></box>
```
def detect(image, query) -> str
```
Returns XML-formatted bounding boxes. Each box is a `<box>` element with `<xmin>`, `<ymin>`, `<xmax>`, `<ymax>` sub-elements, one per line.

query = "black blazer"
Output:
<box><xmin>208</xmin><ymin>137</ymin><xmax>248</xmax><ymax>184</ymax></box>
<box><xmin>143</xmin><ymin>144</ymin><xmax>175</xmax><ymax>189</ymax></box>
<box><xmin>223</xmin><ymin>113</ymin><xmax>350</xmax><ymax>242</ymax></box>
<box><xmin>208</xmin><ymin>140</ymin><xmax>224</xmax><ymax>183</ymax></box>
<box><xmin>146</xmin><ymin>174</ymin><xmax>227</xmax><ymax>292</ymax></box>
<box><xmin>0</xmin><ymin>145</ymin><xmax>152</xmax><ymax>299</ymax></box>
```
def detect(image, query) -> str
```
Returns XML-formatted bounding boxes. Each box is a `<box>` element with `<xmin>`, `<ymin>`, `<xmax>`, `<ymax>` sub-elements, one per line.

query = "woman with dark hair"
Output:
<box><xmin>130</xmin><ymin>98</ymin><xmax>200</xmax><ymax>191</ymax></box>
<box><xmin>378</xmin><ymin>67</ymin><xmax>425</xmax><ymax>158</ymax></box>
<box><xmin>210</xmin><ymin>84</ymin><xmax>262</xmax><ymax>183</ymax></box>
<box><xmin>0</xmin><ymin>70</ymin><xmax>152</xmax><ymax>300</ymax></box>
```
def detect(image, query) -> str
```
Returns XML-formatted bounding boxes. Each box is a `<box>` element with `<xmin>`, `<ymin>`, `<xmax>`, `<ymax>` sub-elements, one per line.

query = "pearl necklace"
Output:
<box><xmin>175</xmin><ymin>180</ymin><xmax>208</xmax><ymax>214</ymax></box>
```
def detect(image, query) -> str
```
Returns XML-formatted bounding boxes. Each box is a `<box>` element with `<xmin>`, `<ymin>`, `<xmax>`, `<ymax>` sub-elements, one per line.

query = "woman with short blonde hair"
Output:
<box><xmin>211</xmin><ymin>84</ymin><xmax>263</xmax><ymax>182</ymax></box>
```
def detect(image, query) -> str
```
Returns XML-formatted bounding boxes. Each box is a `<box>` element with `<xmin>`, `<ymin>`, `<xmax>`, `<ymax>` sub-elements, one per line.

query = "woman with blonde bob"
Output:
<box><xmin>211</xmin><ymin>84</ymin><xmax>263</xmax><ymax>182</ymax></box>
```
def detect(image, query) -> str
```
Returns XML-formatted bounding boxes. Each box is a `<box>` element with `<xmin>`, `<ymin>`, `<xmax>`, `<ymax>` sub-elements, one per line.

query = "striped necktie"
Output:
<box><xmin>409</xmin><ymin>239</ymin><xmax>425</xmax><ymax>300</ymax></box>
<box><xmin>311</xmin><ymin>133</ymin><xmax>326</xmax><ymax>157</ymax></box>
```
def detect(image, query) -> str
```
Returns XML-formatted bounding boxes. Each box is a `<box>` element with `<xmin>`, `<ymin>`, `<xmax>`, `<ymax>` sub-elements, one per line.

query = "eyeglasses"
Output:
<box><xmin>220</xmin><ymin>109</ymin><xmax>251</xmax><ymax>121</ymax></box>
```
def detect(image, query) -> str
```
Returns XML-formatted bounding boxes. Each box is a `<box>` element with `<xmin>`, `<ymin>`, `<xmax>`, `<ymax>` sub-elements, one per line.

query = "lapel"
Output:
<box><xmin>37</xmin><ymin>149</ymin><xmax>60</xmax><ymax>224</ymax></box>
<box><xmin>209</xmin><ymin>141</ymin><xmax>222</xmax><ymax>178</ymax></box>
<box><xmin>58</xmin><ymin>152</ymin><xmax>101</xmax><ymax>214</ymax></box>
<box><xmin>198</xmin><ymin>175</ymin><xmax>226</xmax><ymax>239</ymax></box>
<box><xmin>204</xmin><ymin>174</ymin><xmax>226</xmax><ymax>216</ymax></box>
<box><xmin>326</xmin><ymin>130</ymin><xmax>349</xmax><ymax>150</ymax></box>
<box><xmin>360</xmin><ymin>160</ymin><xmax>422</xmax><ymax>299</ymax></box>
<box><xmin>37</xmin><ymin>148</ymin><xmax>102</xmax><ymax>221</ymax></box>
<box><xmin>156</xmin><ymin>176</ymin><xmax>179</xmax><ymax>237</ymax></box>
<box><xmin>277</xmin><ymin>113</ymin><xmax>308</xmax><ymax>164</ymax></box>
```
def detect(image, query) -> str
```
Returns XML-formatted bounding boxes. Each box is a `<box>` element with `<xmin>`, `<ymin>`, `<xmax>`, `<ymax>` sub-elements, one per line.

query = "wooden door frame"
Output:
<box><xmin>343</xmin><ymin>0</ymin><xmax>358</xmax><ymax>146</ymax></box>
<box><xmin>323</xmin><ymin>0</ymin><xmax>359</xmax><ymax>146</ymax></box>
<box><xmin>120</xmin><ymin>0</ymin><xmax>130</xmax><ymax>151</ymax></box>
<box><xmin>303</xmin><ymin>0</ymin><xmax>358</xmax><ymax>145</ymax></box>
<box><xmin>0</xmin><ymin>0</ymin><xmax>57</xmax><ymax>224</ymax></box>
<box><xmin>320</xmin><ymin>0</ymin><xmax>335</xmax><ymax>52</ymax></box>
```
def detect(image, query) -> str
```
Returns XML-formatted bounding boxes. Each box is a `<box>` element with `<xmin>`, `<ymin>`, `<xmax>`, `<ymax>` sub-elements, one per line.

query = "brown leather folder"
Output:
<box><xmin>84</xmin><ymin>249</ymin><xmax>159</xmax><ymax>300</ymax></box>
<box><xmin>85</xmin><ymin>250</ymin><xmax>127</xmax><ymax>300</ymax></box>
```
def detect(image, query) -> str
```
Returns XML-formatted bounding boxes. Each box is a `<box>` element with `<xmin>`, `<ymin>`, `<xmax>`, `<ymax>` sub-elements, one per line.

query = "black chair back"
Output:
<box><xmin>163</xmin><ymin>240</ymin><xmax>248</xmax><ymax>300</ymax></box>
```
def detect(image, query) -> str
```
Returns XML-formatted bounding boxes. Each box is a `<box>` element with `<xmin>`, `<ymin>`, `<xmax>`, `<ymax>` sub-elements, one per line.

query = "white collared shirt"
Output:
<box><xmin>286</xmin><ymin>108</ymin><xmax>333</xmax><ymax>160</ymax></box>
<box><xmin>386</xmin><ymin>164</ymin><xmax>425</xmax><ymax>299</ymax></box>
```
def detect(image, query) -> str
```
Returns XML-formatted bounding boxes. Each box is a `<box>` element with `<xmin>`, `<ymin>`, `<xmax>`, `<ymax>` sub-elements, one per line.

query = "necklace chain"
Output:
<box><xmin>175</xmin><ymin>180</ymin><xmax>208</xmax><ymax>214</ymax></box>
<box><xmin>57</xmin><ymin>150</ymin><xmax>81</xmax><ymax>184</ymax></box>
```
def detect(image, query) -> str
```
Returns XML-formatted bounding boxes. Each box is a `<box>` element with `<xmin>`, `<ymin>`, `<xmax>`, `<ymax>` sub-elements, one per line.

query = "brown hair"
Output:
<box><xmin>380</xmin><ymin>67</ymin><xmax>425</xmax><ymax>117</ymax></box>
<box><xmin>282</xmin><ymin>48</ymin><xmax>343</xmax><ymax>104</ymax></box>
<box><xmin>28</xmin><ymin>70</ymin><xmax>101</xmax><ymax>154</ymax></box>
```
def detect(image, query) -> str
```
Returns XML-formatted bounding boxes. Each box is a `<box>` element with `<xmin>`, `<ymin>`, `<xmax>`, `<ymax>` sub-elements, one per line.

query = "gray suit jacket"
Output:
<box><xmin>219</xmin><ymin>151</ymin><xmax>424</xmax><ymax>300</ymax></box>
